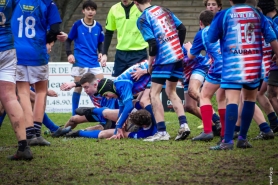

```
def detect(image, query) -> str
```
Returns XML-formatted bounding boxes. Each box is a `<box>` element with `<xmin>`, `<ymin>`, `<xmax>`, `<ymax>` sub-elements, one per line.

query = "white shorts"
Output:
<box><xmin>71</xmin><ymin>66</ymin><xmax>103</xmax><ymax>77</ymax></box>
<box><xmin>0</xmin><ymin>49</ymin><xmax>17</xmax><ymax>83</ymax></box>
<box><xmin>190</xmin><ymin>73</ymin><xmax>205</xmax><ymax>83</ymax></box>
<box><xmin>16</xmin><ymin>64</ymin><xmax>49</xmax><ymax>84</ymax></box>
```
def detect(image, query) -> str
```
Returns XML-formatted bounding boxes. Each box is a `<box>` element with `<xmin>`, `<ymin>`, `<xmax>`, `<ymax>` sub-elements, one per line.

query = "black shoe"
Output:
<box><xmin>65</xmin><ymin>130</ymin><xmax>81</xmax><ymax>138</ymax></box>
<box><xmin>236</xmin><ymin>139</ymin><xmax>252</xmax><ymax>149</ymax></box>
<box><xmin>51</xmin><ymin>126</ymin><xmax>71</xmax><ymax>137</ymax></box>
<box><xmin>252</xmin><ymin>131</ymin><xmax>274</xmax><ymax>140</ymax></box>
<box><xmin>192</xmin><ymin>132</ymin><xmax>213</xmax><ymax>141</ymax></box>
<box><xmin>213</xmin><ymin>120</ymin><xmax>221</xmax><ymax>136</ymax></box>
<box><xmin>270</xmin><ymin>125</ymin><xmax>278</xmax><ymax>133</ymax></box>
<box><xmin>209</xmin><ymin>141</ymin><xmax>234</xmax><ymax>150</ymax></box>
<box><xmin>233</xmin><ymin>131</ymin><xmax>239</xmax><ymax>139</ymax></box>
<box><xmin>8</xmin><ymin>146</ymin><xmax>33</xmax><ymax>161</ymax></box>
<box><xmin>75</xmin><ymin>107</ymin><xmax>94</xmax><ymax>116</ymax></box>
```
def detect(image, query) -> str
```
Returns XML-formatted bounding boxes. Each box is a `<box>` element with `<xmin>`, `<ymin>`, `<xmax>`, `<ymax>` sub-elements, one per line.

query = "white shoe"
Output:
<box><xmin>175</xmin><ymin>124</ymin><xmax>191</xmax><ymax>141</ymax></box>
<box><xmin>143</xmin><ymin>132</ymin><xmax>170</xmax><ymax>142</ymax></box>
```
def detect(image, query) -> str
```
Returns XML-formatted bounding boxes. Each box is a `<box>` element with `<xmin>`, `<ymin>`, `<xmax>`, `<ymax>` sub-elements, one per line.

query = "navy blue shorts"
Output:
<box><xmin>112</xmin><ymin>49</ymin><xmax>148</xmax><ymax>77</ymax></box>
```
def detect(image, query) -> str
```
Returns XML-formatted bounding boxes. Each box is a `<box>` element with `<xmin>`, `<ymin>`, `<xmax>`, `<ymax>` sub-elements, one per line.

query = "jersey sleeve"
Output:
<box><xmin>47</xmin><ymin>1</ymin><xmax>62</xmax><ymax>26</ymax></box>
<box><xmin>207</xmin><ymin>11</ymin><xmax>225</xmax><ymax>43</ymax></box>
<box><xmin>68</xmin><ymin>22</ymin><xmax>79</xmax><ymax>40</ymax></box>
<box><xmin>190</xmin><ymin>30</ymin><xmax>205</xmax><ymax>57</ymax></box>
<box><xmin>137</xmin><ymin>16</ymin><xmax>155</xmax><ymax>42</ymax></box>
<box><xmin>170</xmin><ymin>11</ymin><xmax>182</xmax><ymax>28</ymax></box>
<box><xmin>105</xmin><ymin>7</ymin><xmax>116</xmax><ymax>31</ymax></box>
<box><xmin>260</xmin><ymin>13</ymin><xmax>277</xmax><ymax>43</ymax></box>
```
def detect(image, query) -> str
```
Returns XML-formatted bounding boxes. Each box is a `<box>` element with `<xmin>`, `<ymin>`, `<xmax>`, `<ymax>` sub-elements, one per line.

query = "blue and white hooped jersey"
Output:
<box><xmin>190</xmin><ymin>26</ymin><xmax>222</xmax><ymax>76</ymax></box>
<box><xmin>137</xmin><ymin>6</ymin><xmax>184</xmax><ymax>66</ymax></box>
<box><xmin>12</xmin><ymin>0</ymin><xmax>61</xmax><ymax>66</ymax></box>
<box><xmin>68</xmin><ymin>19</ymin><xmax>104</xmax><ymax>68</ymax></box>
<box><xmin>114</xmin><ymin>60</ymin><xmax>150</xmax><ymax>97</ymax></box>
<box><xmin>208</xmin><ymin>4</ymin><xmax>277</xmax><ymax>84</ymax></box>
<box><xmin>0</xmin><ymin>0</ymin><xmax>19</xmax><ymax>52</ymax></box>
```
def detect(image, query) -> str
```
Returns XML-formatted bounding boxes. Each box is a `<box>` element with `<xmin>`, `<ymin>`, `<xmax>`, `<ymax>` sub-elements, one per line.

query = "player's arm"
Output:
<box><xmin>207</xmin><ymin>11</ymin><xmax>224</xmax><ymax>43</ymax></box>
<box><xmin>46</xmin><ymin>2</ymin><xmax>62</xmax><ymax>44</ymax></box>
<box><xmin>260</xmin><ymin>12</ymin><xmax>278</xmax><ymax>65</ymax></box>
<box><xmin>60</xmin><ymin>81</ymin><xmax>81</xmax><ymax>91</ymax></box>
<box><xmin>114</xmin><ymin>100</ymin><xmax>134</xmax><ymax>133</ymax></box>
<box><xmin>185</xmin><ymin>31</ymin><xmax>204</xmax><ymax>60</ymax></box>
<box><xmin>171</xmin><ymin>12</ymin><xmax>186</xmax><ymax>46</ymax></box>
<box><xmin>65</xmin><ymin>38</ymin><xmax>73</xmax><ymax>57</ymax></box>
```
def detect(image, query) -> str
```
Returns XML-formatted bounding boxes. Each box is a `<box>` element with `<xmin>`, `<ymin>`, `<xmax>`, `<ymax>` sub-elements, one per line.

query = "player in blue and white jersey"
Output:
<box><xmin>185</xmin><ymin>10</ymin><xmax>225</xmax><ymax>142</ymax></box>
<box><xmin>65</xmin><ymin>109</ymin><xmax>157</xmax><ymax>140</ymax></box>
<box><xmin>96</xmin><ymin>60</ymin><xmax>153</xmax><ymax>139</ymax></box>
<box><xmin>208</xmin><ymin>0</ymin><xmax>278</xmax><ymax>150</ymax></box>
<box><xmin>134</xmin><ymin>0</ymin><xmax>189</xmax><ymax>142</ymax></box>
<box><xmin>12</xmin><ymin>0</ymin><xmax>62</xmax><ymax>146</ymax></box>
<box><xmin>65</xmin><ymin>1</ymin><xmax>105</xmax><ymax>116</ymax></box>
<box><xmin>257</xmin><ymin>0</ymin><xmax>278</xmax><ymax>133</ymax></box>
<box><xmin>182</xmin><ymin>46</ymin><xmax>213</xmax><ymax>135</ymax></box>
<box><xmin>0</xmin><ymin>0</ymin><xmax>33</xmax><ymax>160</ymax></box>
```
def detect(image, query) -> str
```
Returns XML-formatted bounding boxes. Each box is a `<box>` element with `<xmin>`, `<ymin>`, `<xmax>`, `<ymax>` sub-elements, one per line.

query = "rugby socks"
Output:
<box><xmin>72</xmin><ymin>92</ymin><xmax>81</xmax><ymax>116</ymax></box>
<box><xmin>0</xmin><ymin>111</ymin><xmax>6</xmax><ymax>127</ymax></box>
<box><xmin>79</xmin><ymin>130</ymin><xmax>101</xmax><ymax>138</ymax></box>
<box><xmin>212</xmin><ymin>113</ymin><xmax>220</xmax><ymax>124</ymax></box>
<box><xmin>157</xmin><ymin>121</ymin><xmax>166</xmax><ymax>133</ymax></box>
<box><xmin>239</xmin><ymin>101</ymin><xmax>255</xmax><ymax>140</ymax></box>
<box><xmin>259</xmin><ymin>122</ymin><xmax>271</xmax><ymax>133</ymax></box>
<box><xmin>34</xmin><ymin>122</ymin><xmax>42</xmax><ymax>137</ymax></box>
<box><xmin>18</xmin><ymin>140</ymin><xmax>27</xmax><ymax>152</ymax></box>
<box><xmin>178</xmin><ymin>115</ymin><xmax>187</xmax><ymax>128</ymax></box>
<box><xmin>92</xmin><ymin>107</ymin><xmax>107</xmax><ymax>116</ymax></box>
<box><xmin>26</xmin><ymin>126</ymin><xmax>36</xmax><ymax>139</ymax></box>
<box><xmin>200</xmin><ymin>105</ymin><xmax>213</xmax><ymax>134</ymax></box>
<box><xmin>267</xmin><ymin>112</ymin><xmax>278</xmax><ymax>128</ymax></box>
<box><xmin>218</xmin><ymin>109</ymin><xmax>226</xmax><ymax>137</ymax></box>
<box><xmin>145</xmin><ymin>104</ymin><xmax>156</xmax><ymax>124</ymax></box>
<box><xmin>224</xmin><ymin>104</ymin><xmax>238</xmax><ymax>143</ymax></box>
<box><xmin>234</xmin><ymin>125</ymin><xmax>240</xmax><ymax>132</ymax></box>
<box><xmin>43</xmin><ymin>113</ymin><xmax>59</xmax><ymax>132</ymax></box>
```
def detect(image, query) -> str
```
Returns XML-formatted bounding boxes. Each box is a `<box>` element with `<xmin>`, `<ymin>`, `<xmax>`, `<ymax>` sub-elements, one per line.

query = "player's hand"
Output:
<box><xmin>57</xmin><ymin>32</ymin><xmax>68</xmax><ymax>42</ymax></box>
<box><xmin>184</xmin><ymin>42</ymin><xmax>192</xmax><ymax>51</ymax></box>
<box><xmin>131</xmin><ymin>67</ymin><xmax>147</xmax><ymax>81</ymax></box>
<box><xmin>60</xmin><ymin>82</ymin><xmax>76</xmax><ymax>91</ymax></box>
<box><xmin>98</xmin><ymin>53</ymin><xmax>102</xmax><ymax>62</ymax></box>
<box><xmin>100</xmin><ymin>54</ymin><xmax>107</xmax><ymax>67</ymax></box>
<box><xmin>47</xmin><ymin>89</ymin><xmax>58</xmax><ymax>97</ymax></box>
<box><xmin>68</xmin><ymin>54</ymin><xmax>75</xmax><ymax>64</ymax></box>
<box><xmin>46</xmin><ymin>41</ymin><xmax>54</xmax><ymax>53</ymax></box>
<box><xmin>107</xmin><ymin>128</ymin><xmax>124</xmax><ymax>140</ymax></box>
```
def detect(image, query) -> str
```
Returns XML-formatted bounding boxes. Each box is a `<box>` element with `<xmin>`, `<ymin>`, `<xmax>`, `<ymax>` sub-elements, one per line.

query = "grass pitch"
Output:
<box><xmin>0</xmin><ymin>112</ymin><xmax>277</xmax><ymax>185</ymax></box>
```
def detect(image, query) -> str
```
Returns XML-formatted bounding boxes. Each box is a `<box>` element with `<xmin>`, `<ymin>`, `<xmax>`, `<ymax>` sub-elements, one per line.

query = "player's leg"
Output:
<box><xmin>139</xmin><ymin>88</ymin><xmax>157</xmax><ymax>126</ymax></box>
<box><xmin>165</xmin><ymin>61</ymin><xmax>190</xmax><ymax>141</ymax></box>
<box><xmin>192</xmin><ymin>81</ymin><xmax>219</xmax><ymax>141</ymax></box>
<box><xmin>1</xmin><ymin>50</ymin><xmax>32</xmax><ymax>160</ymax></box>
<box><xmin>72</xmin><ymin>76</ymin><xmax>82</xmax><ymax>116</ymax></box>
<box><xmin>64</xmin><ymin>115</ymin><xmax>89</xmax><ymax>129</ymax></box>
<box><xmin>210</xmin><ymin>88</ymin><xmax>241</xmax><ymax>150</ymax></box>
<box><xmin>236</xmin><ymin>85</ymin><xmax>259</xmax><ymax>149</ymax></box>
<box><xmin>184</xmin><ymin>93</ymin><xmax>202</xmax><ymax>119</ymax></box>
<box><xmin>188</xmin><ymin>78</ymin><xmax>202</xmax><ymax>104</ymax></box>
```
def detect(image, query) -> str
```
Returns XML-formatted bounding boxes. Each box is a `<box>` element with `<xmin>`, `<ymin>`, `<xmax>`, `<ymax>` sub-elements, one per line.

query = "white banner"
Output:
<box><xmin>46</xmin><ymin>62</ymin><xmax>114</xmax><ymax>113</ymax></box>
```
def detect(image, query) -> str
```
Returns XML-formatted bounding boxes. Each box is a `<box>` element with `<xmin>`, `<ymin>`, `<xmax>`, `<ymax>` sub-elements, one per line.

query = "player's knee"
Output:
<box><xmin>188</xmin><ymin>88</ymin><xmax>199</xmax><ymax>100</ymax></box>
<box><xmin>98</xmin><ymin>131</ymin><xmax>106</xmax><ymax>139</ymax></box>
<box><xmin>70</xmin><ymin>115</ymin><xmax>79</xmax><ymax>124</ymax></box>
<box><xmin>267</xmin><ymin>88</ymin><xmax>277</xmax><ymax>100</ymax></box>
